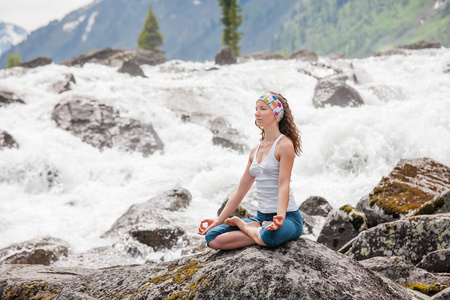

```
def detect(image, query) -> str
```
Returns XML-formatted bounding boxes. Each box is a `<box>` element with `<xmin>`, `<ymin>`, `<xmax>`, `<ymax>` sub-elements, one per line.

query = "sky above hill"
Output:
<box><xmin>0</xmin><ymin>0</ymin><xmax>94</xmax><ymax>32</ymax></box>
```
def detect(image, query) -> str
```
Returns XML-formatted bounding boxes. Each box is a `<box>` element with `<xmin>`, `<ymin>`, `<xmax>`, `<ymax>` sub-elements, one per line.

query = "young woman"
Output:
<box><xmin>198</xmin><ymin>92</ymin><xmax>303</xmax><ymax>250</ymax></box>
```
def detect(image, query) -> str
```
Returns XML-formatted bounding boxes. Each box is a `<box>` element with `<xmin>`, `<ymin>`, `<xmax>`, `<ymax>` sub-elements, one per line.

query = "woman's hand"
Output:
<box><xmin>265</xmin><ymin>215</ymin><xmax>284</xmax><ymax>231</ymax></box>
<box><xmin>198</xmin><ymin>219</ymin><xmax>221</xmax><ymax>235</ymax></box>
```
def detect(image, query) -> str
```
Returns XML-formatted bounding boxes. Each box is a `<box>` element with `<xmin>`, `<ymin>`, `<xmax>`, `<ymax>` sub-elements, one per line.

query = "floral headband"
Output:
<box><xmin>258</xmin><ymin>92</ymin><xmax>284</xmax><ymax>122</ymax></box>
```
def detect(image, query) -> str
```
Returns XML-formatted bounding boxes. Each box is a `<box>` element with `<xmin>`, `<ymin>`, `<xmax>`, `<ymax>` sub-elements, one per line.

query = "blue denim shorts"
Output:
<box><xmin>205</xmin><ymin>209</ymin><xmax>303</xmax><ymax>248</ymax></box>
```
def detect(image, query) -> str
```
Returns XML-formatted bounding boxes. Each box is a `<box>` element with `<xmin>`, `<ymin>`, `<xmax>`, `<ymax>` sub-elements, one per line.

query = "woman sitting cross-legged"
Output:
<box><xmin>198</xmin><ymin>92</ymin><xmax>303</xmax><ymax>250</ymax></box>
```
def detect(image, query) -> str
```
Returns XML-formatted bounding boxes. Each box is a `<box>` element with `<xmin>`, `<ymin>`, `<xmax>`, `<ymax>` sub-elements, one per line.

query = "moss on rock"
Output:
<box><xmin>402</xmin><ymin>282</ymin><xmax>448</xmax><ymax>296</ymax></box>
<box><xmin>368</xmin><ymin>158</ymin><xmax>450</xmax><ymax>217</ymax></box>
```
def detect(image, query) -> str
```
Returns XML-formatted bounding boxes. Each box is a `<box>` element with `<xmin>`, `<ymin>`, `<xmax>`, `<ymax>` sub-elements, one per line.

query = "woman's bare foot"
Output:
<box><xmin>262</xmin><ymin>221</ymin><xmax>270</xmax><ymax>226</ymax></box>
<box><xmin>224</xmin><ymin>217</ymin><xmax>266</xmax><ymax>247</ymax></box>
<box><xmin>224</xmin><ymin>216</ymin><xmax>244</xmax><ymax>227</ymax></box>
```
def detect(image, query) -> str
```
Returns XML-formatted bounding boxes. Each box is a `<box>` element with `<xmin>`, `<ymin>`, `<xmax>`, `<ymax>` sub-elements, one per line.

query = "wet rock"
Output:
<box><xmin>417</xmin><ymin>249</ymin><xmax>450</xmax><ymax>273</ymax></box>
<box><xmin>290</xmin><ymin>49</ymin><xmax>318</xmax><ymax>62</ymax></box>
<box><xmin>130</xmin><ymin>48</ymin><xmax>166</xmax><ymax>66</ymax></box>
<box><xmin>117</xmin><ymin>60</ymin><xmax>147</xmax><ymax>77</ymax></box>
<box><xmin>342</xmin><ymin>213</ymin><xmax>450</xmax><ymax>264</ymax></box>
<box><xmin>209</xmin><ymin>117</ymin><xmax>247</xmax><ymax>153</ymax></box>
<box><xmin>49</xmin><ymin>73</ymin><xmax>76</xmax><ymax>93</ymax></box>
<box><xmin>0</xmin><ymin>236</ymin><xmax>69</xmax><ymax>266</ymax></box>
<box><xmin>53</xmin><ymin>246</ymin><xmax>140</xmax><ymax>269</ymax></box>
<box><xmin>214</xmin><ymin>46</ymin><xmax>236</xmax><ymax>65</ymax></box>
<box><xmin>359</xmin><ymin>158</ymin><xmax>450</xmax><ymax>227</ymax></box>
<box><xmin>52</xmin><ymin>98</ymin><xmax>163</xmax><ymax>156</ymax></box>
<box><xmin>0</xmin><ymin>90</ymin><xmax>25</xmax><ymax>107</ymax></box>
<box><xmin>0</xmin><ymin>130</ymin><xmax>18</xmax><ymax>149</ymax></box>
<box><xmin>360</xmin><ymin>256</ymin><xmax>450</xmax><ymax>286</ymax></box>
<box><xmin>102</xmin><ymin>188</ymin><xmax>190</xmax><ymax>252</ymax></box>
<box><xmin>19</xmin><ymin>56</ymin><xmax>52</xmax><ymax>68</ymax></box>
<box><xmin>217</xmin><ymin>186</ymin><xmax>257</xmax><ymax>219</ymax></box>
<box><xmin>0</xmin><ymin>238</ymin><xmax>428</xmax><ymax>299</ymax></box>
<box><xmin>156</xmin><ymin>187</ymin><xmax>192</xmax><ymax>212</ymax></box>
<box><xmin>61</xmin><ymin>47</ymin><xmax>129</xmax><ymax>67</ymax></box>
<box><xmin>299</xmin><ymin>196</ymin><xmax>333</xmax><ymax>217</ymax></box>
<box><xmin>317</xmin><ymin>205</ymin><xmax>368</xmax><ymax>250</ymax></box>
<box><xmin>313</xmin><ymin>74</ymin><xmax>364</xmax><ymax>108</ymax></box>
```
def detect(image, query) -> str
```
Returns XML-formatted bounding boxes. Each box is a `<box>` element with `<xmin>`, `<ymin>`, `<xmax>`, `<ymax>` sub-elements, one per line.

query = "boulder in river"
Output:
<box><xmin>312</xmin><ymin>74</ymin><xmax>364</xmax><ymax>108</ymax></box>
<box><xmin>0</xmin><ymin>130</ymin><xmax>18</xmax><ymax>149</ymax></box>
<box><xmin>0</xmin><ymin>236</ymin><xmax>69</xmax><ymax>266</ymax></box>
<box><xmin>341</xmin><ymin>213</ymin><xmax>450</xmax><ymax>265</ymax></box>
<box><xmin>52</xmin><ymin>98</ymin><xmax>164</xmax><ymax>156</ymax></box>
<box><xmin>357</xmin><ymin>158</ymin><xmax>450</xmax><ymax>227</ymax></box>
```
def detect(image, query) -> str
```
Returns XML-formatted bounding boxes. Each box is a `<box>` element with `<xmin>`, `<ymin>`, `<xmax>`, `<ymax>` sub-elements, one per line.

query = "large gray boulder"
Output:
<box><xmin>52</xmin><ymin>98</ymin><xmax>163</xmax><ymax>156</ymax></box>
<box><xmin>313</xmin><ymin>74</ymin><xmax>364</xmax><ymax>108</ymax></box>
<box><xmin>102</xmin><ymin>188</ymin><xmax>191</xmax><ymax>253</ymax></box>
<box><xmin>360</xmin><ymin>256</ymin><xmax>450</xmax><ymax>297</ymax></box>
<box><xmin>342</xmin><ymin>213</ymin><xmax>450</xmax><ymax>264</ymax></box>
<box><xmin>299</xmin><ymin>196</ymin><xmax>333</xmax><ymax>217</ymax></box>
<box><xmin>317</xmin><ymin>205</ymin><xmax>368</xmax><ymax>250</ymax></box>
<box><xmin>357</xmin><ymin>158</ymin><xmax>450</xmax><ymax>227</ymax></box>
<box><xmin>0</xmin><ymin>236</ymin><xmax>69</xmax><ymax>266</ymax></box>
<box><xmin>0</xmin><ymin>238</ymin><xmax>428</xmax><ymax>299</ymax></box>
<box><xmin>417</xmin><ymin>249</ymin><xmax>450</xmax><ymax>273</ymax></box>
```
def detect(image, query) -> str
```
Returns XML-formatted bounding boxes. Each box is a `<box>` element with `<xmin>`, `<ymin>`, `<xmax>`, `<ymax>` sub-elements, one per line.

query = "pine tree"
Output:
<box><xmin>137</xmin><ymin>7</ymin><xmax>164</xmax><ymax>54</ymax></box>
<box><xmin>6</xmin><ymin>54</ymin><xmax>21</xmax><ymax>68</ymax></box>
<box><xmin>218</xmin><ymin>0</ymin><xmax>243</xmax><ymax>57</ymax></box>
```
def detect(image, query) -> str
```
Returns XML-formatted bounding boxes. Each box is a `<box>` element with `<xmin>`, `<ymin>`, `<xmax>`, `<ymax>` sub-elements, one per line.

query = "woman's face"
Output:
<box><xmin>255</xmin><ymin>100</ymin><xmax>276</xmax><ymax>128</ymax></box>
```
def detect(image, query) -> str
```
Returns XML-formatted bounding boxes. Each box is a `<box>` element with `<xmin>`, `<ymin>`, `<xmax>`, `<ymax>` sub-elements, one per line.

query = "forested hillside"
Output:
<box><xmin>272</xmin><ymin>0</ymin><xmax>450</xmax><ymax>57</ymax></box>
<box><xmin>0</xmin><ymin>0</ymin><xmax>448</xmax><ymax>67</ymax></box>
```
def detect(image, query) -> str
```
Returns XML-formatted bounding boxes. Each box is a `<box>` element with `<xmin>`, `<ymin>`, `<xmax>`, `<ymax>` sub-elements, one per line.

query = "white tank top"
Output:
<box><xmin>249</xmin><ymin>134</ymin><xmax>298</xmax><ymax>213</ymax></box>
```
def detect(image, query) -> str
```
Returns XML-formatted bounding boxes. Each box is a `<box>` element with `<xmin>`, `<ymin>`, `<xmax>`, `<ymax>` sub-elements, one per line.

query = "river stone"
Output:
<box><xmin>118</xmin><ymin>60</ymin><xmax>147</xmax><ymax>78</ymax></box>
<box><xmin>61</xmin><ymin>47</ymin><xmax>128</xmax><ymax>67</ymax></box>
<box><xmin>299</xmin><ymin>196</ymin><xmax>333</xmax><ymax>217</ymax></box>
<box><xmin>417</xmin><ymin>249</ymin><xmax>450</xmax><ymax>273</ymax></box>
<box><xmin>215</xmin><ymin>46</ymin><xmax>236</xmax><ymax>65</ymax></box>
<box><xmin>312</xmin><ymin>74</ymin><xmax>364</xmax><ymax>108</ymax></box>
<box><xmin>342</xmin><ymin>213</ymin><xmax>450</xmax><ymax>264</ymax></box>
<box><xmin>102</xmin><ymin>188</ymin><xmax>190</xmax><ymax>252</ymax></box>
<box><xmin>360</xmin><ymin>158</ymin><xmax>450</xmax><ymax>227</ymax></box>
<box><xmin>0</xmin><ymin>238</ymin><xmax>429</xmax><ymax>300</ymax></box>
<box><xmin>0</xmin><ymin>130</ymin><xmax>18</xmax><ymax>149</ymax></box>
<box><xmin>0</xmin><ymin>236</ymin><xmax>69</xmax><ymax>266</ymax></box>
<box><xmin>359</xmin><ymin>256</ymin><xmax>450</xmax><ymax>286</ymax></box>
<box><xmin>432</xmin><ymin>288</ymin><xmax>450</xmax><ymax>300</ymax></box>
<box><xmin>317</xmin><ymin>205</ymin><xmax>368</xmax><ymax>250</ymax></box>
<box><xmin>0</xmin><ymin>90</ymin><xmax>25</xmax><ymax>107</ymax></box>
<box><xmin>19</xmin><ymin>56</ymin><xmax>52</xmax><ymax>68</ymax></box>
<box><xmin>49</xmin><ymin>73</ymin><xmax>76</xmax><ymax>93</ymax></box>
<box><xmin>52</xmin><ymin>98</ymin><xmax>163</xmax><ymax>156</ymax></box>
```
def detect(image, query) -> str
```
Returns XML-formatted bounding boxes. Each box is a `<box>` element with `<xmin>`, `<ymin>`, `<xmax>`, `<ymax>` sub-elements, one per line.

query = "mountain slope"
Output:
<box><xmin>0</xmin><ymin>23</ymin><xmax>28</xmax><ymax>58</ymax></box>
<box><xmin>272</xmin><ymin>0</ymin><xmax>450</xmax><ymax>57</ymax></box>
<box><xmin>1</xmin><ymin>0</ymin><xmax>449</xmax><ymax>68</ymax></box>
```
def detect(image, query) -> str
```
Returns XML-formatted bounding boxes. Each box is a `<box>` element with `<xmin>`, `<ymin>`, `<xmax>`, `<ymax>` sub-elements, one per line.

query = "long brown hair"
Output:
<box><xmin>256</xmin><ymin>92</ymin><xmax>302</xmax><ymax>156</ymax></box>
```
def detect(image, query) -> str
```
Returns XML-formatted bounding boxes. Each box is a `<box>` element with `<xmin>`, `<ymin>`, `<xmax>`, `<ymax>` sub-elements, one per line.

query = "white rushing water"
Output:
<box><xmin>0</xmin><ymin>48</ymin><xmax>449</xmax><ymax>265</ymax></box>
